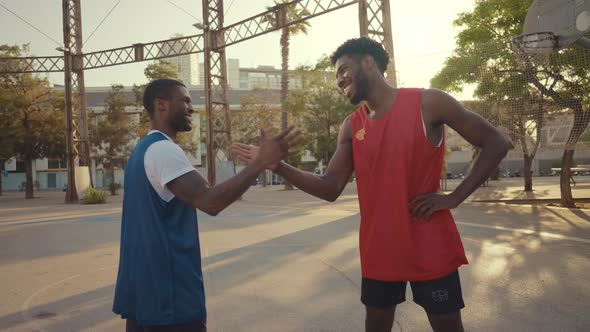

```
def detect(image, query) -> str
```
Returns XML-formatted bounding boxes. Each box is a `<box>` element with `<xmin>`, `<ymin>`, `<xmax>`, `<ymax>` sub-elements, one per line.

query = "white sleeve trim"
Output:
<box><xmin>161</xmin><ymin>165</ymin><xmax>195</xmax><ymax>188</ymax></box>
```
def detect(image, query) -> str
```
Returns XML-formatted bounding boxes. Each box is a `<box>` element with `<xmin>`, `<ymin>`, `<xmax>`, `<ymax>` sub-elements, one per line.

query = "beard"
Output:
<box><xmin>349</xmin><ymin>71</ymin><xmax>370</xmax><ymax>105</ymax></box>
<box><xmin>171</xmin><ymin>111</ymin><xmax>192</xmax><ymax>132</ymax></box>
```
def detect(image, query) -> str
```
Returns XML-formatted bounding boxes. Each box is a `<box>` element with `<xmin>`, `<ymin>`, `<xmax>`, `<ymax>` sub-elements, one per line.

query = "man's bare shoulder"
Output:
<box><xmin>339</xmin><ymin>113</ymin><xmax>354</xmax><ymax>143</ymax></box>
<box><xmin>421</xmin><ymin>88</ymin><xmax>452</xmax><ymax>110</ymax></box>
<box><xmin>421</xmin><ymin>88</ymin><xmax>462</xmax><ymax>126</ymax></box>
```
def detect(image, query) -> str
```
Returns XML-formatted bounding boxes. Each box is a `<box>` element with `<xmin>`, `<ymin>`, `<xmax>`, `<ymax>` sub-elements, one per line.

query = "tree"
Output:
<box><xmin>266</xmin><ymin>0</ymin><xmax>311</xmax><ymax>190</ymax></box>
<box><xmin>0</xmin><ymin>45</ymin><xmax>23</xmax><ymax>196</ymax></box>
<box><xmin>0</xmin><ymin>44</ymin><xmax>66</xmax><ymax>199</ymax></box>
<box><xmin>90</xmin><ymin>85</ymin><xmax>135</xmax><ymax>195</ymax></box>
<box><xmin>144</xmin><ymin>60</ymin><xmax>180</xmax><ymax>82</ymax></box>
<box><xmin>526</xmin><ymin>45</ymin><xmax>590</xmax><ymax>207</ymax></box>
<box><xmin>287</xmin><ymin>57</ymin><xmax>355</xmax><ymax>169</ymax></box>
<box><xmin>232</xmin><ymin>89</ymin><xmax>281</xmax><ymax>186</ymax></box>
<box><xmin>0</xmin><ymin>85</ymin><xmax>17</xmax><ymax>196</ymax></box>
<box><xmin>462</xmin><ymin>97</ymin><xmax>547</xmax><ymax>191</ymax></box>
<box><xmin>232</xmin><ymin>89</ymin><xmax>281</xmax><ymax>144</ymax></box>
<box><xmin>431</xmin><ymin>0</ymin><xmax>590</xmax><ymax>205</ymax></box>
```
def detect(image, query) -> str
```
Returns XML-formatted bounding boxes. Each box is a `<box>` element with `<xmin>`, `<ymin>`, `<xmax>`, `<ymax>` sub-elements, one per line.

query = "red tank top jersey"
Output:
<box><xmin>349</xmin><ymin>88</ymin><xmax>468</xmax><ymax>281</ymax></box>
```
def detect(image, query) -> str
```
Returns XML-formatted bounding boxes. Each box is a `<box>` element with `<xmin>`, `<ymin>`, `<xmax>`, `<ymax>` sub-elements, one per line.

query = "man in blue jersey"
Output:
<box><xmin>113</xmin><ymin>79</ymin><xmax>301</xmax><ymax>332</ymax></box>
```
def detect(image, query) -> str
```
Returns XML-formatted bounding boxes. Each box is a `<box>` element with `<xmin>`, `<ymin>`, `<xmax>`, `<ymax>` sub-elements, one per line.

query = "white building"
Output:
<box><xmin>198</xmin><ymin>58</ymin><xmax>240</xmax><ymax>88</ymax></box>
<box><xmin>157</xmin><ymin>34</ymin><xmax>201</xmax><ymax>86</ymax></box>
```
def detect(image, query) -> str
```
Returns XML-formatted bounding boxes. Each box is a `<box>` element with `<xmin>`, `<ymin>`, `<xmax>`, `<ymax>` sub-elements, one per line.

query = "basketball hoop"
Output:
<box><xmin>511</xmin><ymin>32</ymin><xmax>558</xmax><ymax>67</ymax></box>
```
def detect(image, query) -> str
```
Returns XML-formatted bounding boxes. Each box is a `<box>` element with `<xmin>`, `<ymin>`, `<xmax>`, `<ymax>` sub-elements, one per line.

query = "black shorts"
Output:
<box><xmin>361</xmin><ymin>270</ymin><xmax>464</xmax><ymax>314</ymax></box>
<box><xmin>126</xmin><ymin>319</ymin><xmax>206</xmax><ymax>332</ymax></box>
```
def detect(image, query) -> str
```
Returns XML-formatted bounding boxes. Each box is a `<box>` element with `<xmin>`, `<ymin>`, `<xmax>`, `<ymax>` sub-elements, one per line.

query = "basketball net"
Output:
<box><xmin>511</xmin><ymin>32</ymin><xmax>558</xmax><ymax>68</ymax></box>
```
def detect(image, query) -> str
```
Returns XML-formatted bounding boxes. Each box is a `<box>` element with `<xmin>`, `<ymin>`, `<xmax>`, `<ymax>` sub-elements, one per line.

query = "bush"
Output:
<box><xmin>81</xmin><ymin>188</ymin><xmax>108</xmax><ymax>204</ymax></box>
<box><xmin>109</xmin><ymin>182</ymin><xmax>122</xmax><ymax>195</ymax></box>
<box><xmin>552</xmin><ymin>160</ymin><xmax>577</xmax><ymax>168</ymax></box>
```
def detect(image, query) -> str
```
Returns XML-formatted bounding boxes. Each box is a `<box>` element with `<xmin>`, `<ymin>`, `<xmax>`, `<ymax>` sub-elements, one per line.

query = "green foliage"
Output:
<box><xmin>81</xmin><ymin>187</ymin><xmax>108</xmax><ymax>204</ymax></box>
<box><xmin>91</xmin><ymin>84</ymin><xmax>135</xmax><ymax>164</ymax></box>
<box><xmin>176</xmin><ymin>129</ymin><xmax>200</xmax><ymax>156</ymax></box>
<box><xmin>90</xmin><ymin>84</ymin><xmax>135</xmax><ymax>191</ymax></box>
<box><xmin>552</xmin><ymin>160</ymin><xmax>577</xmax><ymax>169</ymax></box>
<box><xmin>144</xmin><ymin>60</ymin><xmax>179</xmax><ymax>82</ymax></box>
<box><xmin>430</xmin><ymin>0</ymin><xmax>590</xmax><ymax>201</ymax></box>
<box><xmin>108</xmin><ymin>182</ymin><xmax>121</xmax><ymax>195</ymax></box>
<box><xmin>0</xmin><ymin>44</ymin><xmax>66</xmax><ymax>198</ymax></box>
<box><xmin>232</xmin><ymin>89</ymin><xmax>281</xmax><ymax>145</ymax></box>
<box><xmin>265</xmin><ymin>0</ymin><xmax>311</xmax><ymax>36</ymax></box>
<box><xmin>431</xmin><ymin>0</ymin><xmax>589</xmax><ymax>147</ymax></box>
<box><xmin>286</xmin><ymin>58</ymin><xmax>356</xmax><ymax>164</ymax></box>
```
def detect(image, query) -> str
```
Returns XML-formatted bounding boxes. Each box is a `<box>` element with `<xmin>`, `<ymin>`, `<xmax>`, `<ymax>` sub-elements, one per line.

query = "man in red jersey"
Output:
<box><xmin>232</xmin><ymin>37</ymin><xmax>511</xmax><ymax>332</ymax></box>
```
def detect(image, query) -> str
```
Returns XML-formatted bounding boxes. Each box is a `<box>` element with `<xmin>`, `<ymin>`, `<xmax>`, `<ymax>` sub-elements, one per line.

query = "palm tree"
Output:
<box><xmin>267</xmin><ymin>0</ymin><xmax>310</xmax><ymax>190</ymax></box>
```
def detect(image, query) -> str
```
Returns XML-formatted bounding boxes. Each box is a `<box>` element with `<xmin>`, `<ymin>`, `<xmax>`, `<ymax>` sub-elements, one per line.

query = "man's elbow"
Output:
<box><xmin>194</xmin><ymin>200</ymin><xmax>222</xmax><ymax>216</ymax></box>
<box><xmin>489</xmin><ymin>135</ymin><xmax>512</xmax><ymax>159</ymax></box>
<box><xmin>323</xmin><ymin>193</ymin><xmax>338</xmax><ymax>202</ymax></box>
<box><xmin>499</xmin><ymin>135</ymin><xmax>513</xmax><ymax>156</ymax></box>
<box><xmin>318</xmin><ymin>176</ymin><xmax>340</xmax><ymax>202</ymax></box>
<box><xmin>323</xmin><ymin>185</ymin><xmax>343</xmax><ymax>202</ymax></box>
<box><xmin>483</xmin><ymin>131</ymin><xmax>512</xmax><ymax>155</ymax></box>
<box><xmin>202</xmin><ymin>208</ymin><xmax>221</xmax><ymax>216</ymax></box>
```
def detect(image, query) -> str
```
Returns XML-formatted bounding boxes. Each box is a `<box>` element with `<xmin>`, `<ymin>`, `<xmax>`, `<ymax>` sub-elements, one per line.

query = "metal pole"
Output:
<box><xmin>62</xmin><ymin>0</ymin><xmax>78</xmax><ymax>203</ymax></box>
<box><xmin>202</xmin><ymin>23</ymin><xmax>216</xmax><ymax>185</ymax></box>
<box><xmin>63</xmin><ymin>52</ymin><xmax>78</xmax><ymax>203</ymax></box>
<box><xmin>359</xmin><ymin>0</ymin><xmax>397</xmax><ymax>87</ymax></box>
<box><xmin>380</xmin><ymin>0</ymin><xmax>397</xmax><ymax>87</ymax></box>
<box><xmin>358</xmin><ymin>0</ymin><xmax>368</xmax><ymax>37</ymax></box>
<box><xmin>70</xmin><ymin>0</ymin><xmax>92</xmax><ymax>186</ymax></box>
<box><xmin>203</xmin><ymin>0</ymin><xmax>233</xmax><ymax>185</ymax></box>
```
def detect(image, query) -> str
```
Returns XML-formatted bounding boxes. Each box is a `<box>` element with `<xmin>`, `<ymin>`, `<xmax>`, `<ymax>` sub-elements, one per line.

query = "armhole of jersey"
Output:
<box><xmin>421</xmin><ymin>106</ymin><xmax>443</xmax><ymax>148</ymax></box>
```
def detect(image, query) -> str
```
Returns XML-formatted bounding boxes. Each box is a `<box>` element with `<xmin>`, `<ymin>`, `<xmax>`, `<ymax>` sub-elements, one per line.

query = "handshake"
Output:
<box><xmin>232</xmin><ymin>125</ymin><xmax>304</xmax><ymax>171</ymax></box>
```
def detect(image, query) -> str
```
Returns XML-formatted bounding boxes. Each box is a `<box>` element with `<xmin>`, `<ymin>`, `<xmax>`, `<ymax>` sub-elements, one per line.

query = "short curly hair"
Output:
<box><xmin>330</xmin><ymin>37</ymin><xmax>389</xmax><ymax>74</ymax></box>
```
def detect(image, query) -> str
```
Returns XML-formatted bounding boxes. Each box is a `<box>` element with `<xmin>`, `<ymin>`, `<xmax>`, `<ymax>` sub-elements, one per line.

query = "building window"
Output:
<box><xmin>47</xmin><ymin>173</ymin><xmax>57</xmax><ymax>188</ymax></box>
<box><xmin>48</xmin><ymin>159</ymin><xmax>66</xmax><ymax>169</ymax></box>
<box><xmin>15</xmin><ymin>160</ymin><xmax>25</xmax><ymax>172</ymax></box>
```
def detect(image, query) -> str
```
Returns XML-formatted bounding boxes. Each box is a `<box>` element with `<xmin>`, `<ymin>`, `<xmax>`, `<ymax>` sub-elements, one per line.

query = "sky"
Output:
<box><xmin>0</xmin><ymin>0</ymin><xmax>475</xmax><ymax>94</ymax></box>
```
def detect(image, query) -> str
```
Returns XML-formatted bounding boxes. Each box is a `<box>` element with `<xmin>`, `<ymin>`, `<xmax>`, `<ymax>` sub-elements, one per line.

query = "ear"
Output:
<box><xmin>361</xmin><ymin>55</ymin><xmax>376</xmax><ymax>70</ymax></box>
<box><xmin>154</xmin><ymin>98</ymin><xmax>167</xmax><ymax>113</ymax></box>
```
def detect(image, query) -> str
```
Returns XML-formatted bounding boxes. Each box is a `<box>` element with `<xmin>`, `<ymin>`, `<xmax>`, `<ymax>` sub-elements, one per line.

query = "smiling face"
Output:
<box><xmin>335</xmin><ymin>55</ymin><xmax>370</xmax><ymax>105</ymax></box>
<box><xmin>157</xmin><ymin>85</ymin><xmax>194</xmax><ymax>132</ymax></box>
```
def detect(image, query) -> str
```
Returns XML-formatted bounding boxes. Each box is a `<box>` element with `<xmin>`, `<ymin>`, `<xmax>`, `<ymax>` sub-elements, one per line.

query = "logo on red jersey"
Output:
<box><xmin>355</xmin><ymin>128</ymin><xmax>366</xmax><ymax>141</ymax></box>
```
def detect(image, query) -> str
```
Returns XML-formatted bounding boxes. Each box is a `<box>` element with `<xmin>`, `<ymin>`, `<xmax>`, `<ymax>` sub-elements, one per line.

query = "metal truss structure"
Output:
<box><xmin>0</xmin><ymin>34</ymin><xmax>205</xmax><ymax>73</ymax></box>
<box><xmin>63</xmin><ymin>0</ymin><xmax>89</xmax><ymax>201</ymax></box>
<box><xmin>0</xmin><ymin>0</ymin><xmax>395</xmax><ymax>200</ymax></box>
<box><xmin>359</xmin><ymin>0</ymin><xmax>396</xmax><ymax>85</ymax></box>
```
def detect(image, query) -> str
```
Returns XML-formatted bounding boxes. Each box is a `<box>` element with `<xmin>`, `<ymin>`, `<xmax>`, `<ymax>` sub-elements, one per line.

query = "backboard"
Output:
<box><xmin>514</xmin><ymin>0</ymin><xmax>590</xmax><ymax>54</ymax></box>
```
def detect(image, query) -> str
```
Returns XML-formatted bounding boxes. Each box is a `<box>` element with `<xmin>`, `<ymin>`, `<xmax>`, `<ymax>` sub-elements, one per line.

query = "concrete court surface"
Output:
<box><xmin>0</xmin><ymin>177</ymin><xmax>589</xmax><ymax>331</ymax></box>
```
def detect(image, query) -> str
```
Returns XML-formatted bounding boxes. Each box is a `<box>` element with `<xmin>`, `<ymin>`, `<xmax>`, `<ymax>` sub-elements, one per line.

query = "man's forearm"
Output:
<box><xmin>275</xmin><ymin>162</ymin><xmax>339</xmax><ymax>201</ymax></box>
<box><xmin>202</xmin><ymin>162</ymin><xmax>264</xmax><ymax>215</ymax></box>
<box><xmin>451</xmin><ymin>139</ymin><xmax>509</xmax><ymax>203</ymax></box>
